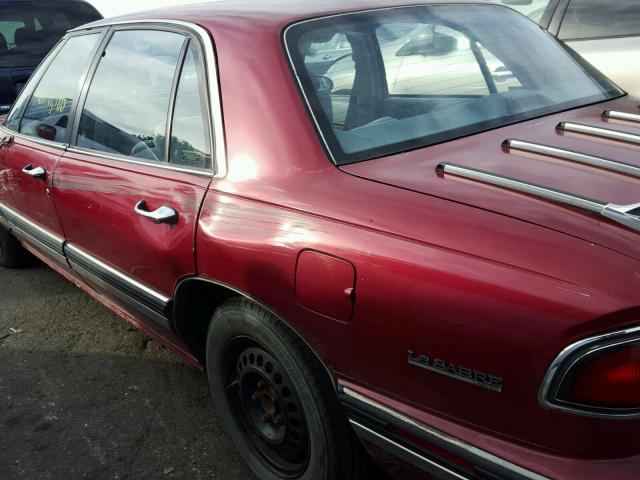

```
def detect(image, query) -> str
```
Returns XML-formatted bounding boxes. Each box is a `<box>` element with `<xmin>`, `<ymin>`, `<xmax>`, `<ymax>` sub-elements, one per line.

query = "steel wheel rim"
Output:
<box><xmin>225</xmin><ymin>338</ymin><xmax>310</xmax><ymax>477</ymax></box>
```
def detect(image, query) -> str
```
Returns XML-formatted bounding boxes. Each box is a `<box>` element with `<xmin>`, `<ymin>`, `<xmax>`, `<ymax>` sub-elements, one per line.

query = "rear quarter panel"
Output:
<box><xmin>197</xmin><ymin>175</ymin><xmax>640</xmax><ymax>459</ymax></box>
<box><xmin>195</xmin><ymin>15</ymin><xmax>640</xmax><ymax>461</ymax></box>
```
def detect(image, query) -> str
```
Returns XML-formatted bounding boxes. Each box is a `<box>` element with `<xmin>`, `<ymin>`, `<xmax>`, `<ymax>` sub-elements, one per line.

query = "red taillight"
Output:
<box><xmin>558</xmin><ymin>344</ymin><xmax>640</xmax><ymax>409</ymax></box>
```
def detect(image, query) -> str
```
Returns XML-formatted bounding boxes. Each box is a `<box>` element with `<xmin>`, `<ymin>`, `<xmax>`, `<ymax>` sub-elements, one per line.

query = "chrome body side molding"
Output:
<box><xmin>602</xmin><ymin>110</ymin><xmax>640</xmax><ymax>124</ymax></box>
<box><xmin>557</xmin><ymin>122</ymin><xmax>640</xmax><ymax>146</ymax></box>
<box><xmin>340</xmin><ymin>386</ymin><xmax>550</xmax><ymax>480</ymax></box>
<box><xmin>0</xmin><ymin>201</ymin><xmax>66</xmax><ymax>263</ymax></box>
<box><xmin>504</xmin><ymin>139</ymin><xmax>640</xmax><ymax>178</ymax></box>
<box><xmin>437</xmin><ymin>163</ymin><xmax>640</xmax><ymax>233</ymax></box>
<box><xmin>64</xmin><ymin>244</ymin><xmax>171</xmax><ymax>328</ymax></box>
<box><xmin>350</xmin><ymin>420</ymin><xmax>471</xmax><ymax>480</ymax></box>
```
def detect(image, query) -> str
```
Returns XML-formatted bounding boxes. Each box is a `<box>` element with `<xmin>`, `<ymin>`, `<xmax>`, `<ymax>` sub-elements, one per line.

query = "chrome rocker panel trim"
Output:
<box><xmin>350</xmin><ymin>420</ymin><xmax>471</xmax><ymax>480</ymax></box>
<box><xmin>504</xmin><ymin>139</ymin><xmax>640</xmax><ymax>178</ymax></box>
<box><xmin>0</xmin><ymin>201</ymin><xmax>66</xmax><ymax>263</ymax></box>
<box><xmin>437</xmin><ymin>163</ymin><xmax>640</xmax><ymax>233</ymax></box>
<box><xmin>64</xmin><ymin>243</ymin><xmax>171</xmax><ymax>328</ymax></box>
<box><xmin>340</xmin><ymin>386</ymin><xmax>550</xmax><ymax>480</ymax></box>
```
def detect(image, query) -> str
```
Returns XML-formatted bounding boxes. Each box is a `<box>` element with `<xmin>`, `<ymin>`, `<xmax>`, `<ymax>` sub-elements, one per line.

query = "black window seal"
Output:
<box><xmin>64</xmin><ymin>28</ymin><xmax>112</xmax><ymax>146</ymax></box>
<box><xmin>164</xmin><ymin>38</ymin><xmax>190</xmax><ymax>164</ymax></box>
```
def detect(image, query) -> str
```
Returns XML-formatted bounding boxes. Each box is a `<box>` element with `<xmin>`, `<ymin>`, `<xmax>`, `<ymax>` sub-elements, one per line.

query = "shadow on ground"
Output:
<box><xmin>0</xmin><ymin>263</ymin><xmax>253</xmax><ymax>480</ymax></box>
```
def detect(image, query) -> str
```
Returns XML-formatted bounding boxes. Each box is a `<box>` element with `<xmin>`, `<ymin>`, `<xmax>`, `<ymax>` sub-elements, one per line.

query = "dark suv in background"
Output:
<box><xmin>0</xmin><ymin>0</ymin><xmax>102</xmax><ymax>113</ymax></box>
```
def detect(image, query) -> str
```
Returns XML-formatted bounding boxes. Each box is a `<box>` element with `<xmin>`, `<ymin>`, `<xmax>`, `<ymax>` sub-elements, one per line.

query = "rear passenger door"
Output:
<box><xmin>53</xmin><ymin>27</ymin><xmax>213</xmax><ymax>330</ymax></box>
<box><xmin>0</xmin><ymin>31</ymin><xmax>102</xmax><ymax>264</ymax></box>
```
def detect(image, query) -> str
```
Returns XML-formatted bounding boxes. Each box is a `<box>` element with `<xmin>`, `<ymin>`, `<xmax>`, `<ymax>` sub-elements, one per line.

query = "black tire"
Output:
<box><xmin>206</xmin><ymin>297</ymin><xmax>375</xmax><ymax>480</ymax></box>
<box><xmin>0</xmin><ymin>225</ymin><xmax>29</xmax><ymax>268</ymax></box>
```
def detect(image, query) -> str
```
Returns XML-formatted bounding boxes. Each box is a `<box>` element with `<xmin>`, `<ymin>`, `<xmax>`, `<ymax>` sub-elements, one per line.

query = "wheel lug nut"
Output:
<box><xmin>251</xmin><ymin>394</ymin><xmax>258</xmax><ymax>401</ymax></box>
<box><xmin>273</xmin><ymin>415</ymin><xmax>284</xmax><ymax>425</ymax></box>
<box><xmin>257</xmin><ymin>381</ymin><xmax>265</xmax><ymax>389</ymax></box>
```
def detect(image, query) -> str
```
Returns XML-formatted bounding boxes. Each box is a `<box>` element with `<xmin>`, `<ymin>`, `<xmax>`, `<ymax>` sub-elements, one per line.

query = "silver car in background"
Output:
<box><xmin>494</xmin><ymin>0</ymin><xmax>640</xmax><ymax>96</ymax></box>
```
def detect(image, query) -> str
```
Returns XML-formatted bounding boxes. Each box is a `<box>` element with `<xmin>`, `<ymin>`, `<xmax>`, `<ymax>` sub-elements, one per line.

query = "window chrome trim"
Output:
<box><xmin>349</xmin><ymin>420</ymin><xmax>472</xmax><ymax>480</ymax></box>
<box><xmin>0</xmin><ymin>124</ymin><xmax>68</xmax><ymax>151</ymax></box>
<box><xmin>65</xmin><ymin>243</ymin><xmax>171</xmax><ymax>307</ymax></box>
<box><xmin>342</xmin><ymin>386</ymin><xmax>550</xmax><ymax>480</ymax></box>
<box><xmin>558</xmin><ymin>122</ymin><xmax>640</xmax><ymax>146</ymax></box>
<box><xmin>538</xmin><ymin>324</ymin><xmax>640</xmax><ymax>419</ymax></box>
<box><xmin>69</xmin><ymin>19</ymin><xmax>226</xmax><ymax>178</ymax></box>
<box><xmin>504</xmin><ymin>139</ymin><xmax>640</xmax><ymax>179</ymax></box>
<box><xmin>65</xmin><ymin>146</ymin><xmax>214</xmax><ymax>178</ymax></box>
<box><xmin>0</xmin><ymin>201</ymin><xmax>65</xmax><ymax>255</ymax></box>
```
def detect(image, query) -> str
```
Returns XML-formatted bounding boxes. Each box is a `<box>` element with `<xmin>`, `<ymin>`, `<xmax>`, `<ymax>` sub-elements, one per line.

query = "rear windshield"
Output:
<box><xmin>285</xmin><ymin>5</ymin><xmax>622</xmax><ymax>165</ymax></box>
<box><xmin>0</xmin><ymin>1</ymin><xmax>101</xmax><ymax>68</ymax></box>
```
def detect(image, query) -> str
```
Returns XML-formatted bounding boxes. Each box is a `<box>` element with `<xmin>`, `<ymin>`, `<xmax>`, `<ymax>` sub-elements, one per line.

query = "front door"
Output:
<box><xmin>0</xmin><ymin>32</ymin><xmax>102</xmax><ymax>262</ymax></box>
<box><xmin>53</xmin><ymin>29</ymin><xmax>214</xmax><ymax>331</ymax></box>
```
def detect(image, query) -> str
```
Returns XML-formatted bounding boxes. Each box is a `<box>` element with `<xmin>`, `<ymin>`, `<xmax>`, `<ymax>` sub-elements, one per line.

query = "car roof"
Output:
<box><xmin>79</xmin><ymin>0</ymin><xmax>501</xmax><ymax>34</ymax></box>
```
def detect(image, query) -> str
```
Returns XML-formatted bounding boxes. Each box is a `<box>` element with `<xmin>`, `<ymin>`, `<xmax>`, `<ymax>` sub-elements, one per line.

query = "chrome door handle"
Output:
<box><xmin>21</xmin><ymin>164</ymin><xmax>46</xmax><ymax>179</ymax></box>
<box><xmin>134</xmin><ymin>200</ymin><xmax>178</xmax><ymax>225</ymax></box>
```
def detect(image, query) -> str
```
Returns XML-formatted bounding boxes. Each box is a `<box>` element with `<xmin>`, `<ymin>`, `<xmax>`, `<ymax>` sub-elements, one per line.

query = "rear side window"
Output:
<box><xmin>169</xmin><ymin>42</ymin><xmax>211</xmax><ymax>169</ymax></box>
<box><xmin>7</xmin><ymin>33</ymin><xmax>100</xmax><ymax>141</ymax></box>
<box><xmin>77</xmin><ymin>30</ymin><xmax>186</xmax><ymax>162</ymax></box>
<box><xmin>0</xmin><ymin>1</ymin><xmax>101</xmax><ymax>68</ymax></box>
<box><xmin>559</xmin><ymin>0</ymin><xmax>640</xmax><ymax>40</ymax></box>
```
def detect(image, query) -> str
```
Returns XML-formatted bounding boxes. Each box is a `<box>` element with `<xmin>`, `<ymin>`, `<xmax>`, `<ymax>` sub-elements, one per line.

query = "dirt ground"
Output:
<box><xmin>0</xmin><ymin>261</ymin><xmax>254</xmax><ymax>480</ymax></box>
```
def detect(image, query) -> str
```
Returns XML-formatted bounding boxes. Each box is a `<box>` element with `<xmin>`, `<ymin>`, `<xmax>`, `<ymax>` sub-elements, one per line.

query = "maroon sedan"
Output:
<box><xmin>0</xmin><ymin>1</ymin><xmax>639</xmax><ymax>479</ymax></box>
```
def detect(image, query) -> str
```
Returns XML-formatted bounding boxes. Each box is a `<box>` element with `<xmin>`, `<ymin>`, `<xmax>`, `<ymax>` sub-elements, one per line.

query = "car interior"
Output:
<box><xmin>294</xmin><ymin>7</ymin><xmax>614</xmax><ymax>161</ymax></box>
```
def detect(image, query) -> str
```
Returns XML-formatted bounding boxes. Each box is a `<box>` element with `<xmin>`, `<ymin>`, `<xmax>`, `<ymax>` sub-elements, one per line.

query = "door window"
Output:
<box><xmin>77</xmin><ymin>30</ymin><xmax>185</xmax><ymax>162</ymax></box>
<box><xmin>169</xmin><ymin>42</ymin><xmax>211</xmax><ymax>170</ymax></box>
<box><xmin>559</xmin><ymin>0</ymin><xmax>640</xmax><ymax>40</ymax></box>
<box><xmin>7</xmin><ymin>33</ymin><xmax>100</xmax><ymax>142</ymax></box>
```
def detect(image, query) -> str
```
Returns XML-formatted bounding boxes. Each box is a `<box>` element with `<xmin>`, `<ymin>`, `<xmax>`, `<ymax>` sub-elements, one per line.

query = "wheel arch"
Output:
<box><xmin>172</xmin><ymin>276</ymin><xmax>336</xmax><ymax>386</ymax></box>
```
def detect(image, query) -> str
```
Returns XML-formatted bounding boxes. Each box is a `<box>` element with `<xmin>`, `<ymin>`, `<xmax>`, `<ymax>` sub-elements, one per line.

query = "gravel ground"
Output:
<box><xmin>0</xmin><ymin>261</ymin><xmax>254</xmax><ymax>480</ymax></box>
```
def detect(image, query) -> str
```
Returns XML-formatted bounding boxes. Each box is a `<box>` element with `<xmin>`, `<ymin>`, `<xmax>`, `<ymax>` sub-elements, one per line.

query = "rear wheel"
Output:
<box><xmin>0</xmin><ymin>225</ymin><xmax>28</xmax><ymax>268</ymax></box>
<box><xmin>206</xmin><ymin>297</ymin><xmax>374</xmax><ymax>480</ymax></box>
